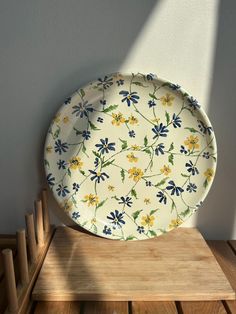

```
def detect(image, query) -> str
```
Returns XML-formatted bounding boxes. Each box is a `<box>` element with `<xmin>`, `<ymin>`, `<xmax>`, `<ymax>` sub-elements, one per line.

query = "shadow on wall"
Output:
<box><xmin>196</xmin><ymin>0</ymin><xmax>236</xmax><ymax>239</ymax></box>
<box><xmin>36</xmin><ymin>0</ymin><xmax>159</xmax><ymax>226</ymax></box>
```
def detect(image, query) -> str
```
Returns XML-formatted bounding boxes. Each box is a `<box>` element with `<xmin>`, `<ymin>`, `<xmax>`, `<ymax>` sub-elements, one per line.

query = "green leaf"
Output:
<box><xmin>165</xmin><ymin>111</ymin><xmax>170</xmax><ymax>124</ymax></box>
<box><xmin>71</xmin><ymin>196</ymin><xmax>77</xmax><ymax>206</ymax></box>
<box><xmin>73</xmin><ymin>127</ymin><xmax>82</xmax><ymax>135</ymax></box>
<box><xmin>53</xmin><ymin>126</ymin><xmax>61</xmax><ymax>139</ymax></box>
<box><xmin>96</xmin><ymin>198</ymin><xmax>107</xmax><ymax>209</ymax></box>
<box><xmin>103</xmin><ymin>159</ymin><xmax>115</xmax><ymax>168</ymax></box>
<box><xmin>168</xmin><ymin>142</ymin><xmax>174</xmax><ymax>151</ymax></box>
<box><xmin>181</xmin><ymin>173</ymin><xmax>189</xmax><ymax>178</ymax></box>
<box><xmin>111</xmin><ymin>195</ymin><xmax>120</xmax><ymax>201</ymax></box>
<box><xmin>67</xmin><ymin>168</ymin><xmax>71</xmax><ymax>177</ymax></box>
<box><xmin>149</xmin><ymin>230</ymin><xmax>157</xmax><ymax>237</ymax></box>
<box><xmin>143</xmin><ymin>148</ymin><xmax>151</xmax><ymax>155</ymax></box>
<box><xmin>126</xmin><ymin>235</ymin><xmax>136</xmax><ymax>241</ymax></box>
<box><xmin>168</xmin><ymin>153</ymin><xmax>174</xmax><ymax>165</ymax></box>
<box><xmin>82</xmin><ymin>144</ymin><xmax>86</xmax><ymax>153</ymax></box>
<box><xmin>150</xmin><ymin>209</ymin><xmax>158</xmax><ymax>216</ymax></box>
<box><xmin>180</xmin><ymin>207</ymin><xmax>191</xmax><ymax>217</ymax></box>
<box><xmin>155</xmin><ymin>178</ymin><xmax>168</xmax><ymax>187</ymax></box>
<box><xmin>93</xmin><ymin>224</ymin><xmax>98</xmax><ymax>234</ymax></box>
<box><xmin>80</xmin><ymin>88</ymin><xmax>85</xmax><ymax>98</ymax></box>
<box><xmin>103</xmin><ymin>104</ymin><xmax>119</xmax><ymax>113</ymax></box>
<box><xmin>131</xmin><ymin>188</ymin><xmax>138</xmax><ymax>199</ymax></box>
<box><xmin>92</xmin><ymin>150</ymin><xmax>100</xmax><ymax>158</ymax></box>
<box><xmin>149</xmin><ymin>93</ymin><xmax>157</xmax><ymax>100</ymax></box>
<box><xmin>88</xmin><ymin>120</ymin><xmax>100</xmax><ymax>131</ymax></box>
<box><xmin>132</xmin><ymin>209</ymin><xmax>143</xmax><ymax>221</ymax></box>
<box><xmin>120</xmin><ymin>169</ymin><xmax>125</xmax><ymax>183</ymax></box>
<box><xmin>171</xmin><ymin>201</ymin><xmax>176</xmax><ymax>212</ymax></box>
<box><xmin>212</xmin><ymin>156</ymin><xmax>217</xmax><ymax>162</ymax></box>
<box><xmin>184</xmin><ymin>127</ymin><xmax>199</xmax><ymax>133</ymax></box>
<box><xmin>203</xmin><ymin>179</ymin><xmax>208</xmax><ymax>188</ymax></box>
<box><xmin>80</xmin><ymin>170</ymin><xmax>86</xmax><ymax>176</ymax></box>
<box><xmin>119</xmin><ymin>138</ymin><xmax>128</xmax><ymax>150</ymax></box>
<box><xmin>144</xmin><ymin>135</ymin><xmax>148</xmax><ymax>146</ymax></box>
<box><xmin>44</xmin><ymin>159</ymin><xmax>50</xmax><ymax>167</ymax></box>
<box><xmin>132</xmin><ymin>81</ymin><xmax>148</xmax><ymax>87</ymax></box>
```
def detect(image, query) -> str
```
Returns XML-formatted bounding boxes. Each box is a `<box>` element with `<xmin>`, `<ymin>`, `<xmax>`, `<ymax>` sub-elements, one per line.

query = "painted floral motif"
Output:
<box><xmin>44</xmin><ymin>72</ymin><xmax>217</xmax><ymax>240</ymax></box>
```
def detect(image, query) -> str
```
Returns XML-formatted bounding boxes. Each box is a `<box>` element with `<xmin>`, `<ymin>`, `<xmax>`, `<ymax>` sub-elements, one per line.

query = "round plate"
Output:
<box><xmin>44</xmin><ymin>72</ymin><xmax>217</xmax><ymax>240</ymax></box>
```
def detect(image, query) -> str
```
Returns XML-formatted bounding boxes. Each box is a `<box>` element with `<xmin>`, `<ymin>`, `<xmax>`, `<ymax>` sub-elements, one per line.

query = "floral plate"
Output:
<box><xmin>44</xmin><ymin>72</ymin><xmax>217</xmax><ymax>240</ymax></box>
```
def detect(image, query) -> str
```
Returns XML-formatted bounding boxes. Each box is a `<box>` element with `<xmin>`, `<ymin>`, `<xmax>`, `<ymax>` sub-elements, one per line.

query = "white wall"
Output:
<box><xmin>0</xmin><ymin>0</ymin><xmax>235</xmax><ymax>239</ymax></box>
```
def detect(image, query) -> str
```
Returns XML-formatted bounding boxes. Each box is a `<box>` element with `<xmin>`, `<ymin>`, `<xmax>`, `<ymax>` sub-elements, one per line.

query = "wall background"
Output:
<box><xmin>0</xmin><ymin>0</ymin><xmax>235</xmax><ymax>239</ymax></box>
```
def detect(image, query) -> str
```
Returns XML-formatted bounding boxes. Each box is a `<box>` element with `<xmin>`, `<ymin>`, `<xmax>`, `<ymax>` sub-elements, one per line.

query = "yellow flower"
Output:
<box><xmin>84</xmin><ymin>194</ymin><xmax>99</xmax><ymax>207</ymax></box>
<box><xmin>128</xmin><ymin>167</ymin><xmax>144</xmax><ymax>182</ymax></box>
<box><xmin>63</xmin><ymin>116</ymin><xmax>69</xmax><ymax>123</ymax></box>
<box><xmin>128</xmin><ymin>115</ymin><xmax>138</xmax><ymax>125</ymax></box>
<box><xmin>111</xmin><ymin>112</ymin><xmax>126</xmax><ymax>126</ymax></box>
<box><xmin>169</xmin><ymin>218</ymin><xmax>182</xmax><ymax>229</ymax></box>
<box><xmin>61</xmin><ymin>200</ymin><xmax>73</xmax><ymax>213</ymax></box>
<box><xmin>204</xmin><ymin>168</ymin><xmax>214</xmax><ymax>181</ymax></box>
<box><xmin>144</xmin><ymin>198</ymin><xmax>150</xmax><ymax>205</ymax></box>
<box><xmin>108</xmin><ymin>185</ymin><xmax>115</xmax><ymax>191</ymax></box>
<box><xmin>152</xmin><ymin>117</ymin><xmax>160</xmax><ymax>123</ymax></box>
<box><xmin>69</xmin><ymin>157</ymin><xmax>83</xmax><ymax>170</ymax></box>
<box><xmin>131</xmin><ymin>144</ymin><xmax>141</xmax><ymax>151</ymax></box>
<box><xmin>91</xmin><ymin>218</ymin><xmax>97</xmax><ymax>224</ymax></box>
<box><xmin>46</xmin><ymin>145</ymin><xmax>52</xmax><ymax>153</ymax></box>
<box><xmin>184</xmin><ymin>135</ymin><xmax>200</xmax><ymax>150</ymax></box>
<box><xmin>127</xmin><ymin>152</ymin><xmax>138</xmax><ymax>163</ymax></box>
<box><xmin>141</xmin><ymin>215</ymin><xmax>155</xmax><ymax>227</ymax></box>
<box><xmin>53</xmin><ymin>113</ymin><xmax>61</xmax><ymax>123</ymax></box>
<box><xmin>160</xmin><ymin>93</ymin><xmax>175</xmax><ymax>106</ymax></box>
<box><xmin>160</xmin><ymin>165</ymin><xmax>171</xmax><ymax>176</ymax></box>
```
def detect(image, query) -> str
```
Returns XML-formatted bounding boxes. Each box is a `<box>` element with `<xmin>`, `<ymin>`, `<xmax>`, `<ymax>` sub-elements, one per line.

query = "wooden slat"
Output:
<box><xmin>132</xmin><ymin>301</ymin><xmax>177</xmax><ymax>314</ymax></box>
<box><xmin>228</xmin><ymin>240</ymin><xmax>236</xmax><ymax>254</ymax></box>
<box><xmin>180</xmin><ymin>301</ymin><xmax>227</xmax><ymax>314</ymax></box>
<box><xmin>34</xmin><ymin>301</ymin><xmax>80</xmax><ymax>314</ymax></box>
<box><xmin>83</xmin><ymin>301</ymin><xmax>128</xmax><ymax>314</ymax></box>
<box><xmin>33</xmin><ymin>227</ymin><xmax>235</xmax><ymax>301</ymax></box>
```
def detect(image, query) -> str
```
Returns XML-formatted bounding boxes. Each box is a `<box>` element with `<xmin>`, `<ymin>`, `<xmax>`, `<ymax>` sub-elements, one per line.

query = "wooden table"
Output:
<box><xmin>1</xmin><ymin>231</ymin><xmax>236</xmax><ymax>314</ymax></box>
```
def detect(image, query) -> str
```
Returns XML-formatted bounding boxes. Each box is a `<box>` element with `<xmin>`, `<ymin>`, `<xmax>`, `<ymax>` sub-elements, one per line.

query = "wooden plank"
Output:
<box><xmin>180</xmin><ymin>301</ymin><xmax>227</xmax><ymax>314</ymax></box>
<box><xmin>32</xmin><ymin>227</ymin><xmax>234</xmax><ymax>301</ymax></box>
<box><xmin>83</xmin><ymin>301</ymin><xmax>128</xmax><ymax>314</ymax></box>
<box><xmin>228</xmin><ymin>240</ymin><xmax>236</xmax><ymax>254</ymax></box>
<box><xmin>34</xmin><ymin>301</ymin><xmax>80</xmax><ymax>314</ymax></box>
<box><xmin>132</xmin><ymin>301</ymin><xmax>177</xmax><ymax>314</ymax></box>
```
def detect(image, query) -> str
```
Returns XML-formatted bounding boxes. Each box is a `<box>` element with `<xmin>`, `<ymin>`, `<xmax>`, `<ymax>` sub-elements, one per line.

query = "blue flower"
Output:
<box><xmin>107</xmin><ymin>210</ymin><xmax>125</xmax><ymax>229</ymax></box>
<box><xmin>118</xmin><ymin>196</ymin><xmax>133</xmax><ymax>207</ymax></box>
<box><xmin>94</xmin><ymin>157</ymin><xmax>99</xmax><ymax>167</ymax></box>
<box><xmin>186</xmin><ymin>183</ymin><xmax>197</xmax><ymax>193</ymax></box>
<box><xmin>116</xmin><ymin>79</ymin><xmax>124</xmax><ymax>86</ymax></box>
<box><xmin>82</xmin><ymin>130</ymin><xmax>91</xmax><ymax>140</ymax></box>
<box><xmin>72</xmin><ymin>183</ymin><xmax>80</xmax><ymax>192</ymax></box>
<box><xmin>89</xmin><ymin>170</ymin><xmax>109</xmax><ymax>183</ymax></box>
<box><xmin>156</xmin><ymin>191</ymin><xmax>167</xmax><ymax>204</ymax></box>
<box><xmin>64</xmin><ymin>97</ymin><xmax>71</xmax><ymax>105</ymax></box>
<box><xmin>103</xmin><ymin>225</ymin><xmax>112</xmax><ymax>235</ymax></box>
<box><xmin>97</xmin><ymin>76</ymin><xmax>113</xmax><ymax>89</ymax></box>
<box><xmin>137</xmin><ymin>226</ymin><xmax>145</xmax><ymax>234</ymax></box>
<box><xmin>56</xmin><ymin>184</ymin><xmax>70</xmax><ymax>197</ymax></box>
<box><xmin>146</xmin><ymin>73</ymin><xmax>156</xmax><ymax>80</ymax></box>
<box><xmin>145</xmin><ymin>181</ymin><xmax>152</xmax><ymax>187</ymax></box>
<box><xmin>129</xmin><ymin>130</ymin><xmax>135</xmax><ymax>138</ymax></box>
<box><xmin>166</xmin><ymin>181</ymin><xmax>184</xmax><ymax>196</ymax></box>
<box><xmin>47</xmin><ymin>173</ymin><xmax>55</xmax><ymax>186</ymax></box>
<box><xmin>148</xmin><ymin>100</ymin><xmax>156</xmax><ymax>108</ymax></box>
<box><xmin>72</xmin><ymin>211</ymin><xmax>80</xmax><ymax>219</ymax></box>
<box><xmin>185</xmin><ymin>160</ymin><xmax>199</xmax><ymax>175</ymax></box>
<box><xmin>203</xmin><ymin>152</ymin><xmax>210</xmax><ymax>159</ymax></box>
<box><xmin>180</xmin><ymin>145</ymin><xmax>187</xmax><ymax>154</ymax></box>
<box><xmin>172</xmin><ymin>113</ymin><xmax>182</xmax><ymax>128</ymax></box>
<box><xmin>72</xmin><ymin>101</ymin><xmax>93</xmax><ymax>118</ymax></box>
<box><xmin>119</xmin><ymin>90</ymin><xmax>140</xmax><ymax>106</ymax></box>
<box><xmin>198</xmin><ymin>120</ymin><xmax>213</xmax><ymax>135</ymax></box>
<box><xmin>152</xmin><ymin>123</ymin><xmax>169</xmax><ymax>139</ymax></box>
<box><xmin>57</xmin><ymin>159</ymin><xmax>66</xmax><ymax>170</ymax></box>
<box><xmin>169</xmin><ymin>83</ymin><xmax>181</xmax><ymax>90</ymax></box>
<box><xmin>155</xmin><ymin>143</ymin><xmax>165</xmax><ymax>156</ymax></box>
<box><xmin>188</xmin><ymin>96</ymin><xmax>200</xmax><ymax>110</ymax></box>
<box><xmin>97</xmin><ymin>117</ymin><xmax>104</xmax><ymax>123</ymax></box>
<box><xmin>54</xmin><ymin>139</ymin><xmax>69</xmax><ymax>155</ymax></box>
<box><xmin>95</xmin><ymin>138</ymin><xmax>115</xmax><ymax>154</ymax></box>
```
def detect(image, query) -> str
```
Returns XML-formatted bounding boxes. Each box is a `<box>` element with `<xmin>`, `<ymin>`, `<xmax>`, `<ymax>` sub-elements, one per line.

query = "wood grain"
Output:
<box><xmin>180</xmin><ymin>301</ymin><xmax>227</xmax><ymax>314</ymax></box>
<box><xmin>34</xmin><ymin>301</ymin><xmax>80</xmax><ymax>314</ymax></box>
<box><xmin>83</xmin><ymin>301</ymin><xmax>128</xmax><ymax>314</ymax></box>
<box><xmin>132</xmin><ymin>301</ymin><xmax>177</xmax><ymax>314</ymax></box>
<box><xmin>32</xmin><ymin>227</ymin><xmax>235</xmax><ymax>301</ymax></box>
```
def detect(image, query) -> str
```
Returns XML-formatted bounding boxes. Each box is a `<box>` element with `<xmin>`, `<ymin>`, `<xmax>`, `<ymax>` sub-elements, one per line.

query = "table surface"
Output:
<box><xmin>0</xmin><ymin>231</ymin><xmax>236</xmax><ymax>314</ymax></box>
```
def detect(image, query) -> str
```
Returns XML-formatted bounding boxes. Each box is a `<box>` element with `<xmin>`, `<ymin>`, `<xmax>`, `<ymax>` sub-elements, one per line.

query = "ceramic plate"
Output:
<box><xmin>44</xmin><ymin>72</ymin><xmax>217</xmax><ymax>240</ymax></box>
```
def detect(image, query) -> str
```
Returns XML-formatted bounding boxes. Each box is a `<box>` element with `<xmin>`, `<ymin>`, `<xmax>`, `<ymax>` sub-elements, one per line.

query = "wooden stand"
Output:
<box><xmin>32</xmin><ymin>227</ymin><xmax>235</xmax><ymax>302</ymax></box>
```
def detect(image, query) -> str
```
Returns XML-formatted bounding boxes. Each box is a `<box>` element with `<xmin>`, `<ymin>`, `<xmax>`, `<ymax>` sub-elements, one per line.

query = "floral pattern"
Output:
<box><xmin>44</xmin><ymin>72</ymin><xmax>217</xmax><ymax>240</ymax></box>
